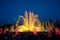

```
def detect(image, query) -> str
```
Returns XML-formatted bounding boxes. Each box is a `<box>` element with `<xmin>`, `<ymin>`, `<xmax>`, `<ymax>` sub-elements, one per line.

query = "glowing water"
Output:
<box><xmin>15</xmin><ymin>11</ymin><xmax>45</xmax><ymax>32</ymax></box>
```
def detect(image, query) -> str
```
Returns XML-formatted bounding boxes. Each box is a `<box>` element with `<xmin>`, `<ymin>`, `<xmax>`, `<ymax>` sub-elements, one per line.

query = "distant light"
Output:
<box><xmin>6</xmin><ymin>29</ymin><xmax>9</xmax><ymax>31</ymax></box>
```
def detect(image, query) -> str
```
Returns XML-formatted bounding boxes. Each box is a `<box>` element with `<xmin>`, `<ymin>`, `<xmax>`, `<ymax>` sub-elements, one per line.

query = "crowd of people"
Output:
<box><xmin>0</xmin><ymin>20</ymin><xmax>60</xmax><ymax>40</ymax></box>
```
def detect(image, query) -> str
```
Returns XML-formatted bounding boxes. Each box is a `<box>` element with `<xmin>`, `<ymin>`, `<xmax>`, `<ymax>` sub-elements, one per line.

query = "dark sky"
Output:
<box><xmin>0</xmin><ymin>0</ymin><xmax>60</xmax><ymax>25</ymax></box>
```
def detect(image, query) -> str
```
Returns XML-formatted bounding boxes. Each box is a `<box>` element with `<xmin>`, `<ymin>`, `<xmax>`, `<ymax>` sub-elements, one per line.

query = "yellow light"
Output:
<box><xmin>14</xmin><ymin>11</ymin><xmax>45</xmax><ymax>32</ymax></box>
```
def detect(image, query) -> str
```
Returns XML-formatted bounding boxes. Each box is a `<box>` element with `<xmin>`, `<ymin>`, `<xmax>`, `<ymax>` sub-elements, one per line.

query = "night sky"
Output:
<box><xmin>0</xmin><ymin>0</ymin><xmax>60</xmax><ymax>25</ymax></box>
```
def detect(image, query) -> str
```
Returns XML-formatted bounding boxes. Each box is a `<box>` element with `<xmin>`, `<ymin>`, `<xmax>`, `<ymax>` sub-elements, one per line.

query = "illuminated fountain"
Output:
<box><xmin>15</xmin><ymin>11</ymin><xmax>45</xmax><ymax>32</ymax></box>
